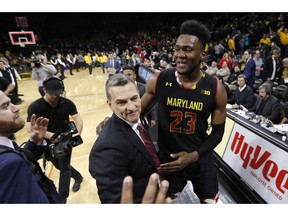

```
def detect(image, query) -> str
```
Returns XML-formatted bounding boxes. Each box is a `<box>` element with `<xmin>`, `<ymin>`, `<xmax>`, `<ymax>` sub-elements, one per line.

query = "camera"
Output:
<box><xmin>32</xmin><ymin>58</ymin><xmax>42</xmax><ymax>68</ymax></box>
<box><xmin>49</xmin><ymin>121</ymin><xmax>83</xmax><ymax>158</ymax></box>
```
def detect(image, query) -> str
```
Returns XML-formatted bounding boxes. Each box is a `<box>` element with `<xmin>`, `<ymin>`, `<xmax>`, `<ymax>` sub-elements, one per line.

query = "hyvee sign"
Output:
<box><xmin>223</xmin><ymin>123</ymin><xmax>288</xmax><ymax>203</ymax></box>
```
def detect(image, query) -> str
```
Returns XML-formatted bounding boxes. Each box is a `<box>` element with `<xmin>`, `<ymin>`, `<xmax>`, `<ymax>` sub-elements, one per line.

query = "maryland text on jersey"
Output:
<box><xmin>166</xmin><ymin>96</ymin><xmax>203</xmax><ymax>111</ymax></box>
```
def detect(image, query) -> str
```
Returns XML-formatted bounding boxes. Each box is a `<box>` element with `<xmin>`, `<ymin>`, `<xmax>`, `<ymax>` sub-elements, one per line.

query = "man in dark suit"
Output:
<box><xmin>0</xmin><ymin>58</ymin><xmax>22</xmax><ymax>105</ymax></box>
<box><xmin>261</xmin><ymin>47</ymin><xmax>281</xmax><ymax>82</ymax></box>
<box><xmin>105</xmin><ymin>52</ymin><xmax>121</xmax><ymax>78</ymax></box>
<box><xmin>243</xmin><ymin>49</ymin><xmax>256</xmax><ymax>88</ymax></box>
<box><xmin>89</xmin><ymin>74</ymin><xmax>160</xmax><ymax>203</ymax></box>
<box><xmin>228</xmin><ymin>74</ymin><xmax>255</xmax><ymax>109</ymax></box>
<box><xmin>0</xmin><ymin>76</ymin><xmax>15</xmax><ymax>96</ymax></box>
<box><xmin>249</xmin><ymin>83</ymin><xmax>283</xmax><ymax>124</ymax></box>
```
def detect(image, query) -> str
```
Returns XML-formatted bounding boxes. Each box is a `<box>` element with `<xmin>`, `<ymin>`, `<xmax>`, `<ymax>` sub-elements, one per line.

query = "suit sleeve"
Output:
<box><xmin>0</xmin><ymin>153</ymin><xmax>49</xmax><ymax>203</ymax></box>
<box><xmin>262</xmin><ymin>59</ymin><xmax>270</xmax><ymax>81</ymax></box>
<box><xmin>267</xmin><ymin>99</ymin><xmax>281</xmax><ymax>124</ymax></box>
<box><xmin>24</xmin><ymin>140</ymin><xmax>48</xmax><ymax>160</ymax></box>
<box><xmin>242</xmin><ymin>88</ymin><xmax>255</xmax><ymax>109</ymax></box>
<box><xmin>115</xmin><ymin>61</ymin><xmax>121</xmax><ymax>73</ymax></box>
<box><xmin>89</xmin><ymin>141</ymin><xmax>130</xmax><ymax>203</ymax></box>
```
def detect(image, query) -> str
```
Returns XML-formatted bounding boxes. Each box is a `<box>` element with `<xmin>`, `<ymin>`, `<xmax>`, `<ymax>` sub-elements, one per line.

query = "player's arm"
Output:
<box><xmin>140</xmin><ymin>72</ymin><xmax>160</xmax><ymax>117</ymax></box>
<box><xmin>196</xmin><ymin>79</ymin><xmax>227</xmax><ymax>154</ymax></box>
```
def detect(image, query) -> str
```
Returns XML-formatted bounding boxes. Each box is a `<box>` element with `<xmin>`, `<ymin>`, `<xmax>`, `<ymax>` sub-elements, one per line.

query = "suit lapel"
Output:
<box><xmin>127</xmin><ymin>129</ymin><xmax>157</xmax><ymax>168</ymax></box>
<box><xmin>112</xmin><ymin>114</ymin><xmax>157</xmax><ymax>168</ymax></box>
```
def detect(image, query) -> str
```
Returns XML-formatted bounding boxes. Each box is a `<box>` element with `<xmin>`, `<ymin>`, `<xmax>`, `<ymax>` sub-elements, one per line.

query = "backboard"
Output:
<box><xmin>15</xmin><ymin>17</ymin><xmax>28</xmax><ymax>28</ymax></box>
<box><xmin>9</xmin><ymin>31</ymin><xmax>36</xmax><ymax>46</ymax></box>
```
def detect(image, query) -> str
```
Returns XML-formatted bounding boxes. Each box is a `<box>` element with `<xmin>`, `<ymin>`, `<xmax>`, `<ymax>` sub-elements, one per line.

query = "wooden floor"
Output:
<box><xmin>15</xmin><ymin>67</ymin><xmax>112</xmax><ymax>204</ymax></box>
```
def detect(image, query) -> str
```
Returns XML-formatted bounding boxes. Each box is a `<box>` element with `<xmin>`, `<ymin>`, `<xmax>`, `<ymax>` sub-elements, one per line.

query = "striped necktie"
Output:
<box><xmin>137</xmin><ymin>123</ymin><xmax>160</xmax><ymax>168</ymax></box>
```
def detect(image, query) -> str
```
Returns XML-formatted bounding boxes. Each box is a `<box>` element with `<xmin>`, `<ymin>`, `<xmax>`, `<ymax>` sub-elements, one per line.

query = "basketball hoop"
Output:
<box><xmin>9</xmin><ymin>31</ymin><xmax>36</xmax><ymax>47</ymax></box>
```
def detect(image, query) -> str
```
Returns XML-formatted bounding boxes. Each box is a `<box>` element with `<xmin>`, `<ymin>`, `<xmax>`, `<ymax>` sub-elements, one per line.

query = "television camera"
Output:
<box><xmin>31</xmin><ymin>57</ymin><xmax>43</xmax><ymax>68</ymax></box>
<box><xmin>49</xmin><ymin>121</ymin><xmax>83</xmax><ymax>158</ymax></box>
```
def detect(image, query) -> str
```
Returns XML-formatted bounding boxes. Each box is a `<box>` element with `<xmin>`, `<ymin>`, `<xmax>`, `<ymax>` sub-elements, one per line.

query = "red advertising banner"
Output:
<box><xmin>223</xmin><ymin>123</ymin><xmax>288</xmax><ymax>203</ymax></box>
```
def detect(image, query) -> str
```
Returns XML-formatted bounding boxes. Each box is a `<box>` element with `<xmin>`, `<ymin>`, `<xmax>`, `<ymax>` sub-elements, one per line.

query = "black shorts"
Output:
<box><xmin>167</xmin><ymin>152</ymin><xmax>218</xmax><ymax>200</ymax></box>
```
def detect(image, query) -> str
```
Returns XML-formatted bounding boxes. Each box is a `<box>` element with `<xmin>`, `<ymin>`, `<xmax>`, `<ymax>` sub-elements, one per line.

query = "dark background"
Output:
<box><xmin>0</xmin><ymin>12</ymin><xmax>286</xmax><ymax>55</ymax></box>
<box><xmin>2</xmin><ymin>12</ymin><xmax>283</xmax><ymax>42</ymax></box>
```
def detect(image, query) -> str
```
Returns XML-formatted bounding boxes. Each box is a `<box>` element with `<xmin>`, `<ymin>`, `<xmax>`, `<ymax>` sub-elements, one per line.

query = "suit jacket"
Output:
<box><xmin>1</xmin><ymin>66</ymin><xmax>18</xmax><ymax>95</ymax></box>
<box><xmin>228</xmin><ymin>85</ymin><xmax>255</xmax><ymax>109</ymax></box>
<box><xmin>251</xmin><ymin>95</ymin><xmax>282</xmax><ymax>124</ymax></box>
<box><xmin>105</xmin><ymin>59</ymin><xmax>121</xmax><ymax>74</ymax></box>
<box><xmin>0</xmin><ymin>141</ymin><xmax>61</xmax><ymax>203</ymax></box>
<box><xmin>89</xmin><ymin>114</ymin><xmax>157</xmax><ymax>203</ymax></box>
<box><xmin>243</xmin><ymin>58</ymin><xmax>256</xmax><ymax>88</ymax></box>
<box><xmin>262</xmin><ymin>56</ymin><xmax>280</xmax><ymax>82</ymax></box>
<box><xmin>128</xmin><ymin>57</ymin><xmax>137</xmax><ymax>66</ymax></box>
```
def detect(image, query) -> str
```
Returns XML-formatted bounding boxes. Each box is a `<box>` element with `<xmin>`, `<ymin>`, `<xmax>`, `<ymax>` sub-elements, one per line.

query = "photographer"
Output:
<box><xmin>31</xmin><ymin>54</ymin><xmax>57</xmax><ymax>96</ymax></box>
<box><xmin>26</xmin><ymin>77</ymin><xmax>84</xmax><ymax>203</ymax></box>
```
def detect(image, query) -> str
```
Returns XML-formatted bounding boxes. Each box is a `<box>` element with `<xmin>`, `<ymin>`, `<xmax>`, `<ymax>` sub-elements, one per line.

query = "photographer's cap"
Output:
<box><xmin>43</xmin><ymin>77</ymin><xmax>64</xmax><ymax>95</ymax></box>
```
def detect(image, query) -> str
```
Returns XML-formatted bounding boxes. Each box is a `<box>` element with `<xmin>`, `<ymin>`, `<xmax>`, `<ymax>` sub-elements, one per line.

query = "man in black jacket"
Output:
<box><xmin>228</xmin><ymin>74</ymin><xmax>255</xmax><ymax>110</ymax></box>
<box><xmin>249</xmin><ymin>83</ymin><xmax>283</xmax><ymax>124</ymax></box>
<box><xmin>261</xmin><ymin>47</ymin><xmax>281</xmax><ymax>82</ymax></box>
<box><xmin>89</xmin><ymin>74</ymin><xmax>160</xmax><ymax>203</ymax></box>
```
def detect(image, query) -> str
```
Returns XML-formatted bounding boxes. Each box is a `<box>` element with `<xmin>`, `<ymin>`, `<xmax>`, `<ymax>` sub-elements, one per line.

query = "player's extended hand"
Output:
<box><xmin>157</xmin><ymin>151</ymin><xmax>199</xmax><ymax>173</ymax></box>
<box><xmin>121</xmin><ymin>173</ymin><xmax>171</xmax><ymax>204</ymax></box>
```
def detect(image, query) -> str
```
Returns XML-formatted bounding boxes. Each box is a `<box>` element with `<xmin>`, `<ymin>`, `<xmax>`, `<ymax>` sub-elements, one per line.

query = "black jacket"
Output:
<box><xmin>89</xmin><ymin>114</ymin><xmax>157</xmax><ymax>203</ymax></box>
<box><xmin>250</xmin><ymin>95</ymin><xmax>282</xmax><ymax>124</ymax></box>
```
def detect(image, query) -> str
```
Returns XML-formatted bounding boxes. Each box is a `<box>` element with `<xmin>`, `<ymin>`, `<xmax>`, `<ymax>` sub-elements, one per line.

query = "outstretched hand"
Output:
<box><xmin>157</xmin><ymin>151</ymin><xmax>199</xmax><ymax>173</ymax></box>
<box><xmin>29</xmin><ymin>114</ymin><xmax>49</xmax><ymax>145</ymax></box>
<box><xmin>121</xmin><ymin>173</ymin><xmax>171</xmax><ymax>204</ymax></box>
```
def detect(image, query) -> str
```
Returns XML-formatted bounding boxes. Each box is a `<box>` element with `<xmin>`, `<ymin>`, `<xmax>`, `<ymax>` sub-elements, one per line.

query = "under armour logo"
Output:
<box><xmin>165</xmin><ymin>82</ymin><xmax>172</xmax><ymax>87</ymax></box>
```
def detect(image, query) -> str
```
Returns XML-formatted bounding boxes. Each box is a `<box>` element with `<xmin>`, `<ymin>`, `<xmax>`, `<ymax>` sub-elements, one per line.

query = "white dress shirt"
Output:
<box><xmin>0</xmin><ymin>136</ymin><xmax>14</xmax><ymax>149</ymax></box>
